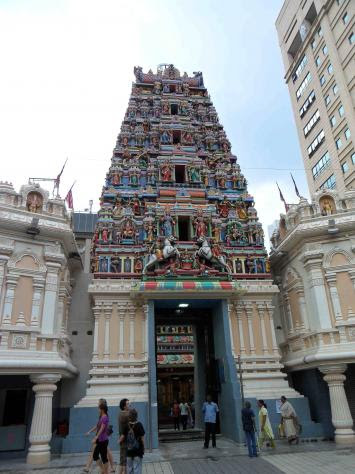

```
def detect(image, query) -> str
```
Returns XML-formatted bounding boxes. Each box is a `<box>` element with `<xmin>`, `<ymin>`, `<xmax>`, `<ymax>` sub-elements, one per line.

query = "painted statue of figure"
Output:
<box><xmin>113</xmin><ymin>198</ymin><xmax>122</xmax><ymax>217</ymax></box>
<box><xmin>147</xmin><ymin>162</ymin><xmax>157</xmax><ymax>184</ymax></box>
<box><xmin>188</xmin><ymin>165</ymin><xmax>200</xmax><ymax>183</ymax></box>
<box><xmin>161</xmin><ymin>161</ymin><xmax>172</xmax><ymax>182</ymax></box>
<box><xmin>235</xmin><ymin>258</ymin><xmax>243</xmax><ymax>273</ymax></box>
<box><xmin>161</xmin><ymin>210</ymin><xmax>175</xmax><ymax>237</ymax></box>
<box><xmin>131</xmin><ymin>196</ymin><xmax>141</xmax><ymax>216</ymax></box>
<box><xmin>237</xmin><ymin>203</ymin><xmax>248</xmax><ymax>220</ymax></box>
<box><xmin>212</xmin><ymin>224</ymin><xmax>220</xmax><ymax>242</ymax></box>
<box><xmin>144</xmin><ymin>221</ymin><xmax>155</xmax><ymax>242</ymax></box>
<box><xmin>218</xmin><ymin>198</ymin><xmax>231</xmax><ymax>218</ymax></box>
<box><xmin>194</xmin><ymin>212</ymin><xmax>207</xmax><ymax>238</ymax></box>
<box><xmin>101</xmin><ymin>228</ymin><xmax>109</xmax><ymax>243</ymax></box>
<box><xmin>321</xmin><ymin>198</ymin><xmax>333</xmax><ymax>216</ymax></box>
<box><xmin>154</xmin><ymin>82</ymin><xmax>161</xmax><ymax>94</ymax></box>
<box><xmin>122</xmin><ymin>220</ymin><xmax>135</xmax><ymax>240</ymax></box>
<box><xmin>26</xmin><ymin>192</ymin><xmax>43</xmax><ymax>213</ymax></box>
<box><xmin>161</xmin><ymin>130</ymin><xmax>171</xmax><ymax>144</ymax></box>
<box><xmin>245</xmin><ymin>256</ymin><xmax>254</xmax><ymax>274</ymax></box>
<box><xmin>134</xmin><ymin>258</ymin><xmax>143</xmax><ymax>273</ymax></box>
<box><xmin>130</xmin><ymin>166</ymin><xmax>140</xmax><ymax>186</ymax></box>
<box><xmin>110</xmin><ymin>256</ymin><xmax>121</xmax><ymax>273</ymax></box>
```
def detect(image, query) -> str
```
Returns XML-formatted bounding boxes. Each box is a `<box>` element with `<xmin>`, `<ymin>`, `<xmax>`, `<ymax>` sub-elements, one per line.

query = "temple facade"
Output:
<box><xmin>63</xmin><ymin>65</ymin><xmax>320</xmax><ymax>452</ymax></box>
<box><xmin>0</xmin><ymin>66</ymin><xmax>328</xmax><ymax>463</ymax></box>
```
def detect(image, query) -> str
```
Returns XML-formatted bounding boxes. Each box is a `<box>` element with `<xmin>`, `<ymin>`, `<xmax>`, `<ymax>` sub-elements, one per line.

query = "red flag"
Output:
<box><xmin>65</xmin><ymin>181</ymin><xmax>75</xmax><ymax>209</ymax></box>
<box><xmin>276</xmin><ymin>182</ymin><xmax>289</xmax><ymax>212</ymax></box>
<box><xmin>65</xmin><ymin>189</ymin><xmax>73</xmax><ymax>209</ymax></box>
<box><xmin>290</xmin><ymin>173</ymin><xmax>301</xmax><ymax>199</ymax></box>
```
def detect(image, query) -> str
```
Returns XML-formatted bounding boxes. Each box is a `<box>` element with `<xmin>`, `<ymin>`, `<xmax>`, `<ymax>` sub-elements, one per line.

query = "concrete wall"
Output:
<box><xmin>60</xmin><ymin>269</ymin><xmax>93</xmax><ymax>408</ymax></box>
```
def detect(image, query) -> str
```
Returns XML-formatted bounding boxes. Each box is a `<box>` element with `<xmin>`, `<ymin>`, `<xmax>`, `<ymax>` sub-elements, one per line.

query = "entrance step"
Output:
<box><xmin>159</xmin><ymin>428</ymin><xmax>205</xmax><ymax>443</ymax></box>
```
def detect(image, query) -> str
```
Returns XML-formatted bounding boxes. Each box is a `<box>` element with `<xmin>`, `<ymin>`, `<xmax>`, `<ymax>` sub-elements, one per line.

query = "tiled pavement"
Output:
<box><xmin>1</xmin><ymin>440</ymin><xmax>355</xmax><ymax>474</ymax></box>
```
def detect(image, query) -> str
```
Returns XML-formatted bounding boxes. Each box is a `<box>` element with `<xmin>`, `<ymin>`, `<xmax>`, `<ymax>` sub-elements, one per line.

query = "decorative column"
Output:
<box><xmin>302</xmin><ymin>251</ymin><xmax>332</xmax><ymax>329</ymax></box>
<box><xmin>266</xmin><ymin>303</ymin><xmax>280</xmax><ymax>355</ymax></box>
<box><xmin>31</xmin><ymin>279</ymin><xmax>45</xmax><ymax>329</ymax></box>
<box><xmin>1</xmin><ymin>275</ymin><xmax>18</xmax><ymax>325</ymax></box>
<box><xmin>118</xmin><ymin>304</ymin><xmax>125</xmax><ymax>360</ymax></box>
<box><xmin>320</xmin><ymin>364</ymin><xmax>355</xmax><ymax>445</ymax></box>
<box><xmin>55</xmin><ymin>286</ymin><xmax>66</xmax><ymax>333</ymax></box>
<box><xmin>92</xmin><ymin>305</ymin><xmax>101</xmax><ymax>359</ymax></box>
<box><xmin>236</xmin><ymin>303</ymin><xmax>246</xmax><ymax>356</ymax></box>
<box><xmin>284</xmin><ymin>294</ymin><xmax>294</xmax><ymax>336</ymax></box>
<box><xmin>27</xmin><ymin>374</ymin><xmax>61</xmax><ymax>464</ymax></box>
<box><xmin>142</xmin><ymin>304</ymin><xmax>148</xmax><ymax>360</ymax></box>
<box><xmin>257</xmin><ymin>303</ymin><xmax>268</xmax><ymax>355</ymax></box>
<box><xmin>103</xmin><ymin>305</ymin><xmax>111</xmax><ymax>358</ymax></box>
<box><xmin>326</xmin><ymin>273</ymin><xmax>343</xmax><ymax>322</ymax></box>
<box><xmin>245</xmin><ymin>304</ymin><xmax>255</xmax><ymax>355</ymax></box>
<box><xmin>129</xmin><ymin>305</ymin><xmax>135</xmax><ymax>360</ymax></box>
<box><xmin>296</xmin><ymin>288</ymin><xmax>307</xmax><ymax>330</ymax></box>
<box><xmin>41</xmin><ymin>262</ymin><xmax>61</xmax><ymax>334</ymax></box>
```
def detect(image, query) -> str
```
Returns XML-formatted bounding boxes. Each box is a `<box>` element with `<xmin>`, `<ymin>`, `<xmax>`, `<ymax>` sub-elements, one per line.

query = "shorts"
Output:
<box><xmin>93</xmin><ymin>439</ymin><xmax>108</xmax><ymax>464</ymax></box>
<box><xmin>120</xmin><ymin>442</ymin><xmax>127</xmax><ymax>466</ymax></box>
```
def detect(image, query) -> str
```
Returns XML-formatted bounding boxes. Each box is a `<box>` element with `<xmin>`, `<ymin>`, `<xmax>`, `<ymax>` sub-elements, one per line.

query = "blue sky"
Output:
<box><xmin>0</xmin><ymin>0</ymin><xmax>307</xmax><ymax>242</ymax></box>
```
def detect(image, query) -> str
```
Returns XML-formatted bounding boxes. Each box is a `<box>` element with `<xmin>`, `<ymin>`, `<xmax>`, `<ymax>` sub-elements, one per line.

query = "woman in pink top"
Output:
<box><xmin>92</xmin><ymin>402</ymin><xmax>110</xmax><ymax>474</ymax></box>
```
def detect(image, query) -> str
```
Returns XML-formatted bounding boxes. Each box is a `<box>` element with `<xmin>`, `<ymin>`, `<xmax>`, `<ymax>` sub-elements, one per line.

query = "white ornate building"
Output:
<box><xmin>0</xmin><ymin>182</ymin><xmax>78</xmax><ymax>464</ymax></box>
<box><xmin>270</xmin><ymin>187</ymin><xmax>355</xmax><ymax>444</ymax></box>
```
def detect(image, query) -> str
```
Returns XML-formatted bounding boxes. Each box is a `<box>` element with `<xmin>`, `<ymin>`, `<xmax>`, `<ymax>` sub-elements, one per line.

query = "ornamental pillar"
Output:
<box><xmin>41</xmin><ymin>262</ymin><xmax>61</xmax><ymax>334</ymax></box>
<box><xmin>92</xmin><ymin>305</ymin><xmax>101</xmax><ymax>359</ymax></box>
<box><xmin>31</xmin><ymin>279</ymin><xmax>45</xmax><ymax>328</ymax></box>
<box><xmin>266</xmin><ymin>303</ymin><xmax>280</xmax><ymax>355</ymax></box>
<box><xmin>129</xmin><ymin>305</ymin><xmax>135</xmax><ymax>360</ymax></box>
<box><xmin>302</xmin><ymin>251</ymin><xmax>332</xmax><ymax>329</ymax></box>
<box><xmin>227</xmin><ymin>303</ymin><xmax>236</xmax><ymax>356</ymax></box>
<box><xmin>118</xmin><ymin>304</ymin><xmax>125</xmax><ymax>360</ymax></box>
<box><xmin>27</xmin><ymin>374</ymin><xmax>61</xmax><ymax>464</ymax></box>
<box><xmin>142</xmin><ymin>304</ymin><xmax>148</xmax><ymax>360</ymax></box>
<box><xmin>320</xmin><ymin>364</ymin><xmax>355</xmax><ymax>445</ymax></box>
<box><xmin>296</xmin><ymin>289</ymin><xmax>307</xmax><ymax>330</ymax></box>
<box><xmin>245</xmin><ymin>304</ymin><xmax>255</xmax><ymax>355</ymax></box>
<box><xmin>257</xmin><ymin>303</ymin><xmax>268</xmax><ymax>354</ymax></box>
<box><xmin>1</xmin><ymin>275</ymin><xmax>18</xmax><ymax>326</ymax></box>
<box><xmin>103</xmin><ymin>305</ymin><xmax>111</xmax><ymax>358</ymax></box>
<box><xmin>326</xmin><ymin>273</ymin><xmax>343</xmax><ymax>322</ymax></box>
<box><xmin>284</xmin><ymin>294</ymin><xmax>294</xmax><ymax>336</ymax></box>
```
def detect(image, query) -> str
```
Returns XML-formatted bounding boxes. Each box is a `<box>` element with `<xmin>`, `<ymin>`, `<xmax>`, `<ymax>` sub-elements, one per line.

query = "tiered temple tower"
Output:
<box><xmin>91</xmin><ymin>64</ymin><xmax>268</xmax><ymax>279</ymax></box>
<box><xmin>66</xmin><ymin>65</ymin><xmax>321</xmax><ymax>452</ymax></box>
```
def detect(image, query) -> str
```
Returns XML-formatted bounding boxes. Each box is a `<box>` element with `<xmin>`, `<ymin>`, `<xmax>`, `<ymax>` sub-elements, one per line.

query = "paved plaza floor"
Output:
<box><xmin>1</xmin><ymin>439</ymin><xmax>355</xmax><ymax>474</ymax></box>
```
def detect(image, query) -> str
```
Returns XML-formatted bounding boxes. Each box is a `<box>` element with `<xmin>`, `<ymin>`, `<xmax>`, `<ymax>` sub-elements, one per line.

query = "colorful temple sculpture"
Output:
<box><xmin>91</xmin><ymin>64</ymin><xmax>268</xmax><ymax>280</ymax></box>
<box><xmin>67</xmin><ymin>65</ymin><xmax>321</xmax><ymax>451</ymax></box>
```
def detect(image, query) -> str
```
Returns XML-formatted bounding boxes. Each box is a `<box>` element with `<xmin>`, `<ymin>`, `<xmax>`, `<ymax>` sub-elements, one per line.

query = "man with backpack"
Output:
<box><xmin>241</xmin><ymin>400</ymin><xmax>258</xmax><ymax>458</ymax></box>
<box><xmin>119</xmin><ymin>408</ymin><xmax>145</xmax><ymax>474</ymax></box>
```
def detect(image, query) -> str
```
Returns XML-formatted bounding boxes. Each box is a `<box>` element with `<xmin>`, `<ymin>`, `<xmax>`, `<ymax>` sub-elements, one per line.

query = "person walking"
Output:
<box><xmin>91</xmin><ymin>401</ymin><xmax>110</xmax><ymax>474</ymax></box>
<box><xmin>83</xmin><ymin>399</ymin><xmax>115</xmax><ymax>473</ymax></box>
<box><xmin>258</xmin><ymin>400</ymin><xmax>275</xmax><ymax>449</ymax></box>
<box><xmin>120</xmin><ymin>408</ymin><xmax>145</xmax><ymax>474</ymax></box>
<box><xmin>202</xmin><ymin>394</ymin><xmax>219</xmax><ymax>449</ymax></box>
<box><xmin>118</xmin><ymin>398</ymin><xmax>130</xmax><ymax>474</ymax></box>
<box><xmin>179</xmin><ymin>399</ymin><xmax>190</xmax><ymax>431</ymax></box>
<box><xmin>171</xmin><ymin>400</ymin><xmax>180</xmax><ymax>431</ymax></box>
<box><xmin>280</xmin><ymin>395</ymin><xmax>300</xmax><ymax>444</ymax></box>
<box><xmin>241</xmin><ymin>401</ymin><xmax>257</xmax><ymax>458</ymax></box>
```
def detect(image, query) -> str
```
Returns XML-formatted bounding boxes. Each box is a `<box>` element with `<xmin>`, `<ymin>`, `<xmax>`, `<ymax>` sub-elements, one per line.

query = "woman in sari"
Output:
<box><xmin>280</xmin><ymin>396</ymin><xmax>300</xmax><ymax>444</ymax></box>
<box><xmin>258</xmin><ymin>400</ymin><xmax>275</xmax><ymax>449</ymax></box>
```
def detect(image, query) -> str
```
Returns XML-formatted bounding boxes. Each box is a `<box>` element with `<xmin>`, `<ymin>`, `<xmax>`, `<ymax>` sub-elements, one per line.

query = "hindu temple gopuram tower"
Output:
<box><xmin>66</xmin><ymin>64</ymin><xmax>322</xmax><ymax>450</ymax></box>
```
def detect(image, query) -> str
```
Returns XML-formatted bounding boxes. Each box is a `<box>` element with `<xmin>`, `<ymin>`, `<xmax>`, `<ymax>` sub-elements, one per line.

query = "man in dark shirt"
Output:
<box><xmin>241</xmin><ymin>400</ymin><xmax>257</xmax><ymax>458</ymax></box>
<box><xmin>120</xmin><ymin>408</ymin><xmax>145</xmax><ymax>474</ymax></box>
<box><xmin>118</xmin><ymin>398</ymin><xmax>130</xmax><ymax>474</ymax></box>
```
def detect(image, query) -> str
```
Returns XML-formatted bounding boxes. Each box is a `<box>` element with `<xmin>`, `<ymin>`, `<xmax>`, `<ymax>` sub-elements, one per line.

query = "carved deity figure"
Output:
<box><xmin>131</xmin><ymin>196</ymin><xmax>141</xmax><ymax>216</ymax></box>
<box><xmin>154</xmin><ymin>82</ymin><xmax>161</xmax><ymax>94</ymax></box>
<box><xmin>161</xmin><ymin>130</ymin><xmax>171</xmax><ymax>144</ymax></box>
<box><xmin>121</xmin><ymin>219</ymin><xmax>136</xmax><ymax>240</ymax></box>
<box><xmin>147</xmin><ymin>162</ymin><xmax>157</xmax><ymax>184</ymax></box>
<box><xmin>236</xmin><ymin>203</ymin><xmax>248</xmax><ymax>220</ymax></box>
<box><xmin>129</xmin><ymin>166</ymin><xmax>140</xmax><ymax>186</ymax></box>
<box><xmin>188</xmin><ymin>165</ymin><xmax>200</xmax><ymax>183</ymax></box>
<box><xmin>144</xmin><ymin>221</ymin><xmax>156</xmax><ymax>242</ymax></box>
<box><xmin>320</xmin><ymin>198</ymin><xmax>334</xmax><ymax>216</ymax></box>
<box><xmin>134</xmin><ymin>258</ymin><xmax>143</xmax><ymax>273</ymax></box>
<box><xmin>218</xmin><ymin>198</ymin><xmax>231</xmax><ymax>218</ymax></box>
<box><xmin>161</xmin><ymin>161</ymin><xmax>173</xmax><ymax>182</ymax></box>
<box><xmin>160</xmin><ymin>210</ymin><xmax>175</xmax><ymax>237</ymax></box>
<box><xmin>193</xmin><ymin>212</ymin><xmax>207</xmax><ymax>238</ymax></box>
<box><xmin>113</xmin><ymin>198</ymin><xmax>122</xmax><ymax>217</ymax></box>
<box><xmin>26</xmin><ymin>192</ymin><xmax>43</xmax><ymax>213</ymax></box>
<box><xmin>101</xmin><ymin>228</ymin><xmax>109</xmax><ymax>243</ymax></box>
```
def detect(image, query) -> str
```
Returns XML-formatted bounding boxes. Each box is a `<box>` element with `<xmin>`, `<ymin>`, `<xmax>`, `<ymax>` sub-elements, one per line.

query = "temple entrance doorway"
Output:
<box><xmin>155</xmin><ymin>303</ymin><xmax>220</xmax><ymax>434</ymax></box>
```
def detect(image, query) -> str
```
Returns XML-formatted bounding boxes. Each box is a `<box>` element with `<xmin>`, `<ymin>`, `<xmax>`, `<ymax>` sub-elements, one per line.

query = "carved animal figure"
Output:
<box><xmin>143</xmin><ymin>237</ymin><xmax>180</xmax><ymax>274</ymax></box>
<box><xmin>195</xmin><ymin>237</ymin><xmax>231</xmax><ymax>274</ymax></box>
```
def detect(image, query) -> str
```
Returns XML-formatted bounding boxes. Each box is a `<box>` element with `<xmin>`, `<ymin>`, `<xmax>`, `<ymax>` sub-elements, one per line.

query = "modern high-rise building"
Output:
<box><xmin>276</xmin><ymin>0</ymin><xmax>354</xmax><ymax>193</ymax></box>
